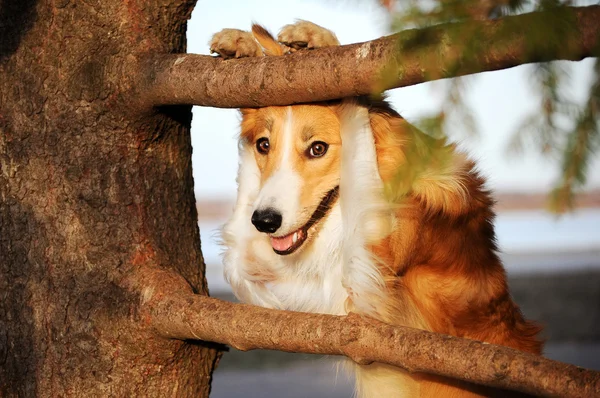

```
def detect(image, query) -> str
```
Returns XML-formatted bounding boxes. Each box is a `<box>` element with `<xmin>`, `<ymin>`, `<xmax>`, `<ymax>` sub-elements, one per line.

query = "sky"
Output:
<box><xmin>187</xmin><ymin>0</ymin><xmax>600</xmax><ymax>202</ymax></box>
<box><xmin>186</xmin><ymin>1</ymin><xmax>600</xmax><ymax>292</ymax></box>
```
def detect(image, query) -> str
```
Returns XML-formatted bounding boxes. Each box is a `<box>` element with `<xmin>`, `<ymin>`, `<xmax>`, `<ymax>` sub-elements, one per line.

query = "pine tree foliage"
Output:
<box><xmin>383</xmin><ymin>0</ymin><xmax>599</xmax><ymax>211</ymax></box>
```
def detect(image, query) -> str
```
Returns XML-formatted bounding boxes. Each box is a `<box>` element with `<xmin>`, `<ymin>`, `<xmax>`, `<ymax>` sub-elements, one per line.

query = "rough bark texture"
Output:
<box><xmin>142</xmin><ymin>5</ymin><xmax>600</xmax><ymax>108</ymax></box>
<box><xmin>0</xmin><ymin>0</ymin><xmax>221</xmax><ymax>396</ymax></box>
<box><xmin>146</xmin><ymin>285</ymin><xmax>600</xmax><ymax>398</ymax></box>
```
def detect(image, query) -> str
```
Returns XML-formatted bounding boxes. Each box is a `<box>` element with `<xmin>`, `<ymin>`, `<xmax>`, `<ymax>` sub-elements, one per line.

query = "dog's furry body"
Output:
<box><xmin>214</xmin><ymin>22</ymin><xmax>542</xmax><ymax>398</ymax></box>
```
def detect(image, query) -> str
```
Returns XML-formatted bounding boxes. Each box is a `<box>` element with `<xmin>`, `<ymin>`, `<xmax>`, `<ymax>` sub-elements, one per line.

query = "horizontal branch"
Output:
<box><xmin>140</xmin><ymin>5</ymin><xmax>600</xmax><ymax>109</ymax></box>
<box><xmin>147</xmin><ymin>290</ymin><xmax>600</xmax><ymax>398</ymax></box>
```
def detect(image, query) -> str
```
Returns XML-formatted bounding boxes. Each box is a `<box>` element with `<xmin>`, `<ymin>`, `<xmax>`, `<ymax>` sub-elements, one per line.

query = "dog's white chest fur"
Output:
<box><xmin>222</xmin><ymin>197</ymin><xmax>348</xmax><ymax>315</ymax></box>
<box><xmin>266</xmin><ymin>205</ymin><xmax>347</xmax><ymax>314</ymax></box>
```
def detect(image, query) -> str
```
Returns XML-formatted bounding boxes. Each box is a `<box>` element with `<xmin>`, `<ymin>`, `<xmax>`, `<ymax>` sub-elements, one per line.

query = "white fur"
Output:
<box><xmin>355</xmin><ymin>363</ymin><xmax>420</xmax><ymax>398</ymax></box>
<box><xmin>221</xmin><ymin>145</ymin><xmax>274</xmax><ymax>306</ymax></box>
<box><xmin>222</xmin><ymin>103</ymin><xmax>415</xmax><ymax>397</ymax></box>
<box><xmin>339</xmin><ymin>103</ymin><xmax>390</xmax><ymax>317</ymax></box>
<box><xmin>252</xmin><ymin>107</ymin><xmax>303</xmax><ymax>235</ymax></box>
<box><xmin>338</xmin><ymin>103</ymin><xmax>418</xmax><ymax>398</ymax></box>
<box><xmin>221</xmin><ymin>144</ymin><xmax>298</xmax><ymax>308</ymax></box>
<box><xmin>267</xmin><ymin>205</ymin><xmax>346</xmax><ymax>314</ymax></box>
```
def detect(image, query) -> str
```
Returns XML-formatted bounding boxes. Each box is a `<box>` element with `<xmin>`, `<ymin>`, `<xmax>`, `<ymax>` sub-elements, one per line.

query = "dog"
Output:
<box><xmin>212</xmin><ymin>21</ymin><xmax>542</xmax><ymax>398</ymax></box>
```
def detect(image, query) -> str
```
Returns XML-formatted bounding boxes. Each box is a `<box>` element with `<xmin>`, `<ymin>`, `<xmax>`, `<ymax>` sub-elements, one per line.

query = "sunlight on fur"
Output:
<box><xmin>213</xmin><ymin>20</ymin><xmax>543</xmax><ymax>398</ymax></box>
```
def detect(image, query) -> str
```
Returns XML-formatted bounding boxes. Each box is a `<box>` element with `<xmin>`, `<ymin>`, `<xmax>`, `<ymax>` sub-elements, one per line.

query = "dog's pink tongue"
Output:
<box><xmin>271</xmin><ymin>233</ymin><xmax>294</xmax><ymax>252</ymax></box>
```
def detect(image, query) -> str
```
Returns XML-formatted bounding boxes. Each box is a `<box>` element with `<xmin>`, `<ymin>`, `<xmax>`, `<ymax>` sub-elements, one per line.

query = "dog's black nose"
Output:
<box><xmin>251</xmin><ymin>208</ymin><xmax>282</xmax><ymax>233</ymax></box>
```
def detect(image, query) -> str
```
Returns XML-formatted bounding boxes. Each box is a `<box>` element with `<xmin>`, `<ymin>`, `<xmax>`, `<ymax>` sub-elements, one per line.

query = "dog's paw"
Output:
<box><xmin>209</xmin><ymin>29</ymin><xmax>263</xmax><ymax>59</ymax></box>
<box><xmin>278</xmin><ymin>20</ymin><xmax>339</xmax><ymax>52</ymax></box>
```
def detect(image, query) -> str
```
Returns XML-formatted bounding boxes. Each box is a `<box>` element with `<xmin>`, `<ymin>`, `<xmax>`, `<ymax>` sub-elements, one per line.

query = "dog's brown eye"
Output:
<box><xmin>308</xmin><ymin>141</ymin><xmax>328</xmax><ymax>158</ymax></box>
<box><xmin>256</xmin><ymin>137</ymin><xmax>270</xmax><ymax>154</ymax></box>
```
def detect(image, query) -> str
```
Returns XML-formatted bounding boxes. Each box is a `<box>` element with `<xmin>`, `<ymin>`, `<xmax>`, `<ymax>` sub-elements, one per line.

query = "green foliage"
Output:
<box><xmin>415</xmin><ymin>78</ymin><xmax>479</xmax><ymax>142</ymax></box>
<box><xmin>390</xmin><ymin>0</ymin><xmax>530</xmax><ymax>29</ymax></box>
<box><xmin>384</xmin><ymin>125</ymin><xmax>455</xmax><ymax>203</ymax></box>
<box><xmin>384</xmin><ymin>0</ymin><xmax>599</xmax><ymax>212</ymax></box>
<box><xmin>507</xmin><ymin>62</ymin><xmax>571</xmax><ymax>158</ymax></box>
<box><xmin>550</xmin><ymin>59</ymin><xmax>600</xmax><ymax>211</ymax></box>
<box><xmin>507</xmin><ymin>57</ymin><xmax>600</xmax><ymax>213</ymax></box>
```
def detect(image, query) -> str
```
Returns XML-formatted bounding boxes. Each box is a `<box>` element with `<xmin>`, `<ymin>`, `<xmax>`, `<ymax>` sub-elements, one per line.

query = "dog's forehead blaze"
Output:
<box><xmin>240</xmin><ymin>104</ymin><xmax>341</xmax><ymax>147</ymax></box>
<box><xmin>240</xmin><ymin>105</ymin><xmax>342</xmax><ymax>185</ymax></box>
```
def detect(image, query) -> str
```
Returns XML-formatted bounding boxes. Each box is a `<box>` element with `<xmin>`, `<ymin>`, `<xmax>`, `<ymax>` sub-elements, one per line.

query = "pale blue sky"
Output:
<box><xmin>187</xmin><ymin>0</ymin><xmax>600</xmax><ymax>201</ymax></box>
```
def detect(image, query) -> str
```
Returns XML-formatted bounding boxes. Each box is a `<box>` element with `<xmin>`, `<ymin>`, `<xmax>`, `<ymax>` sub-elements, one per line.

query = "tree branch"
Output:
<box><xmin>145</xmin><ymin>288</ymin><xmax>600</xmax><ymax>398</ymax></box>
<box><xmin>140</xmin><ymin>5</ymin><xmax>600</xmax><ymax>109</ymax></box>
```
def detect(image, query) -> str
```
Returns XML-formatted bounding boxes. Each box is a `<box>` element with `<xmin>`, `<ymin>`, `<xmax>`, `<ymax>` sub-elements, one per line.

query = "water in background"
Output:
<box><xmin>200</xmin><ymin>208</ymin><xmax>600</xmax><ymax>294</ymax></box>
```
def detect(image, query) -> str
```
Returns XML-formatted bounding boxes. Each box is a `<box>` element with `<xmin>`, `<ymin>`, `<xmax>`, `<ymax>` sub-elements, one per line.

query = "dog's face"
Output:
<box><xmin>240</xmin><ymin>104</ymin><xmax>341</xmax><ymax>256</ymax></box>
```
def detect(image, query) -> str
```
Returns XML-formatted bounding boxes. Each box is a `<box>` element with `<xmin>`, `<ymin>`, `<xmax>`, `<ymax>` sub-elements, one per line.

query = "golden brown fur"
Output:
<box><xmin>213</xmin><ymin>22</ymin><xmax>542</xmax><ymax>397</ymax></box>
<box><xmin>359</xmin><ymin>101</ymin><xmax>542</xmax><ymax>396</ymax></box>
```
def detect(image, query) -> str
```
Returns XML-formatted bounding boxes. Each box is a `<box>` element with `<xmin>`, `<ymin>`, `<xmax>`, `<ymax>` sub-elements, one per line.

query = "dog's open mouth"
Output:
<box><xmin>270</xmin><ymin>186</ymin><xmax>339</xmax><ymax>255</ymax></box>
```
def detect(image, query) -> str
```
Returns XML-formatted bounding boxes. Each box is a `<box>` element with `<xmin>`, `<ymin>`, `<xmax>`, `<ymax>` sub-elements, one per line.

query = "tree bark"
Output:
<box><xmin>141</xmin><ymin>271</ymin><xmax>599</xmax><ymax>398</ymax></box>
<box><xmin>0</xmin><ymin>0</ymin><xmax>220</xmax><ymax>396</ymax></box>
<box><xmin>140</xmin><ymin>5</ymin><xmax>600</xmax><ymax>109</ymax></box>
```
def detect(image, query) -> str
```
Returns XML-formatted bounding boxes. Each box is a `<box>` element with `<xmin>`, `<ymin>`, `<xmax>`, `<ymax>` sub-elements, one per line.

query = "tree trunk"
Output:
<box><xmin>0</xmin><ymin>0</ymin><xmax>220</xmax><ymax>396</ymax></box>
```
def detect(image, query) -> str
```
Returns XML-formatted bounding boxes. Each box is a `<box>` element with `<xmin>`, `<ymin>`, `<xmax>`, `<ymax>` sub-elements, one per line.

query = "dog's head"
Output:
<box><xmin>239</xmin><ymin>104</ymin><xmax>341</xmax><ymax>255</ymax></box>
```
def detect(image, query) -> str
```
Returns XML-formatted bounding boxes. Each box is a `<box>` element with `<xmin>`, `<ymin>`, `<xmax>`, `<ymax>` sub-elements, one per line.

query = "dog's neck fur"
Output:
<box><xmin>265</xmin><ymin>204</ymin><xmax>347</xmax><ymax>314</ymax></box>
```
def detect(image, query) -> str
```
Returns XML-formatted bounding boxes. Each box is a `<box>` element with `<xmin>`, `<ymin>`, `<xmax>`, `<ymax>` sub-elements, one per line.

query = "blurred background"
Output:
<box><xmin>187</xmin><ymin>1</ymin><xmax>600</xmax><ymax>397</ymax></box>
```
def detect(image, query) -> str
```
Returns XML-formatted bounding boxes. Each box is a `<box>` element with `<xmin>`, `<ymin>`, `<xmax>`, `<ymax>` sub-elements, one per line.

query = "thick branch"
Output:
<box><xmin>147</xmin><ymin>291</ymin><xmax>600</xmax><ymax>398</ymax></box>
<box><xmin>141</xmin><ymin>5</ymin><xmax>600</xmax><ymax>108</ymax></box>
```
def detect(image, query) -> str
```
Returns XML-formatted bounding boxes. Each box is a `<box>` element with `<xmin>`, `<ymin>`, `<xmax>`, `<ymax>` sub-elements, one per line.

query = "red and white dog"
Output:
<box><xmin>212</xmin><ymin>21</ymin><xmax>542</xmax><ymax>398</ymax></box>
